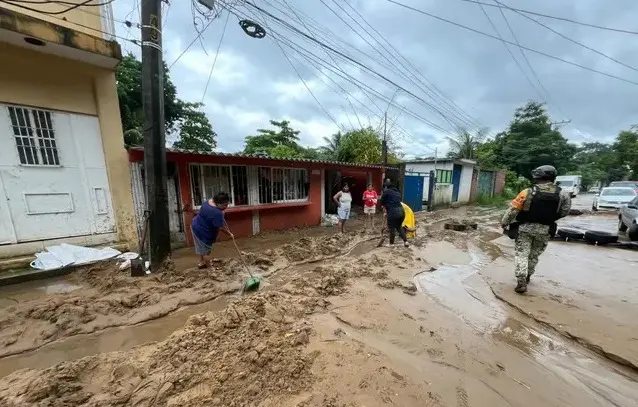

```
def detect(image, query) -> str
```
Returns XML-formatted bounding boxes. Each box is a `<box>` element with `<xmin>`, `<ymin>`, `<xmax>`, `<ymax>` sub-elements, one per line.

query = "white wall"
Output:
<box><xmin>458</xmin><ymin>164</ymin><xmax>474</xmax><ymax>204</ymax></box>
<box><xmin>405</xmin><ymin>162</ymin><xmax>453</xmax><ymax>173</ymax></box>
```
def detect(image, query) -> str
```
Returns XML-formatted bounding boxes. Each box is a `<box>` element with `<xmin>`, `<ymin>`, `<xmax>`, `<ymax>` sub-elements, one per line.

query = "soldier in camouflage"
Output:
<box><xmin>501</xmin><ymin>165</ymin><xmax>571</xmax><ymax>293</ymax></box>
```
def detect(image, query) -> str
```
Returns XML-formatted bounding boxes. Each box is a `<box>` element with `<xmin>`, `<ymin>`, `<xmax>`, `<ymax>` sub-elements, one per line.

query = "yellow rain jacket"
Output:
<box><xmin>401</xmin><ymin>202</ymin><xmax>416</xmax><ymax>239</ymax></box>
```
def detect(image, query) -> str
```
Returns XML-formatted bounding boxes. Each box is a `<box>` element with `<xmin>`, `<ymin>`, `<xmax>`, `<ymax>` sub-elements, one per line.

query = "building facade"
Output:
<box><xmin>0</xmin><ymin>3</ymin><xmax>137</xmax><ymax>259</ymax></box>
<box><xmin>128</xmin><ymin>148</ymin><xmax>384</xmax><ymax>245</ymax></box>
<box><xmin>404</xmin><ymin>158</ymin><xmax>477</xmax><ymax>206</ymax></box>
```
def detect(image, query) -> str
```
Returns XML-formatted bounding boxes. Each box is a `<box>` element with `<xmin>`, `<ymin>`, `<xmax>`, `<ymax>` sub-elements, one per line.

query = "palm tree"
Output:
<box><xmin>321</xmin><ymin>131</ymin><xmax>343</xmax><ymax>159</ymax></box>
<box><xmin>446</xmin><ymin>127</ymin><xmax>489</xmax><ymax>159</ymax></box>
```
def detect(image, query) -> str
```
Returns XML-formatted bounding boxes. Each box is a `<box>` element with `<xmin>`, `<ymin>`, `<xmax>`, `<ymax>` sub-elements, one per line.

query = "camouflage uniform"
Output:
<box><xmin>502</xmin><ymin>183</ymin><xmax>571</xmax><ymax>281</ymax></box>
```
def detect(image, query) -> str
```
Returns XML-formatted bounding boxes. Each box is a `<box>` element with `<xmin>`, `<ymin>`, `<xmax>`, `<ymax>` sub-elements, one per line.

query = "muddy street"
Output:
<box><xmin>0</xmin><ymin>207</ymin><xmax>636</xmax><ymax>406</ymax></box>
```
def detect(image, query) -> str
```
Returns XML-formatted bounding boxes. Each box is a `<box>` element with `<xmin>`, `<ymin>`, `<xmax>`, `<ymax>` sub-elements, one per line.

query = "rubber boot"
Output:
<box><xmin>515</xmin><ymin>276</ymin><xmax>528</xmax><ymax>293</ymax></box>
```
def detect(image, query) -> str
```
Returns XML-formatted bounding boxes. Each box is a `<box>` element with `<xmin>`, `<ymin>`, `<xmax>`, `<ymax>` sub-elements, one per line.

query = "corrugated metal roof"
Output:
<box><xmin>127</xmin><ymin>146</ymin><xmax>387</xmax><ymax>169</ymax></box>
<box><xmin>403</xmin><ymin>157</ymin><xmax>477</xmax><ymax>165</ymax></box>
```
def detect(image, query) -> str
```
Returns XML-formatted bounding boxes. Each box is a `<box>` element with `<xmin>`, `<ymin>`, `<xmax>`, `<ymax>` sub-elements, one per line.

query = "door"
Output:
<box><xmin>0</xmin><ymin>104</ymin><xmax>116</xmax><ymax>242</ymax></box>
<box><xmin>452</xmin><ymin>164</ymin><xmax>462</xmax><ymax>202</ymax></box>
<box><xmin>0</xmin><ymin>172</ymin><xmax>15</xmax><ymax>244</ymax></box>
<box><xmin>403</xmin><ymin>175</ymin><xmax>424</xmax><ymax>212</ymax></box>
<box><xmin>478</xmin><ymin>171</ymin><xmax>494</xmax><ymax>196</ymax></box>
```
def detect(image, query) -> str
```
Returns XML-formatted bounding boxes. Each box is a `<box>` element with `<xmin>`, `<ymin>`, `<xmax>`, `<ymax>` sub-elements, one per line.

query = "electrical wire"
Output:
<box><xmin>1</xmin><ymin>0</ymin><xmax>113</xmax><ymax>14</ymax></box>
<box><xmin>493</xmin><ymin>0</ymin><xmax>638</xmax><ymax>74</ymax></box>
<box><xmin>168</xmin><ymin>18</ymin><xmax>215</xmax><ymax>70</ymax></box>
<box><xmin>383</xmin><ymin>0</ymin><xmax>638</xmax><ymax>86</ymax></box>
<box><xmin>201</xmin><ymin>10</ymin><xmax>231</xmax><ymax>104</ymax></box>
<box><xmin>474</xmin><ymin>2</ymin><xmax>548</xmax><ymax>104</ymax></box>
<box><xmin>447</xmin><ymin>0</ymin><xmax>638</xmax><ymax>36</ymax></box>
<box><xmin>489</xmin><ymin>0</ymin><xmax>566</xmax><ymax>118</ymax></box>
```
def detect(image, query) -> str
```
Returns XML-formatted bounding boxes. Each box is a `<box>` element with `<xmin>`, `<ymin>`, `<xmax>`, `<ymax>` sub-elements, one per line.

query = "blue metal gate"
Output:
<box><xmin>452</xmin><ymin>164</ymin><xmax>462</xmax><ymax>202</ymax></box>
<box><xmin>402</xmin><ymin>171</ymin><xmax>435</xmax><ymax>212</ymax></box>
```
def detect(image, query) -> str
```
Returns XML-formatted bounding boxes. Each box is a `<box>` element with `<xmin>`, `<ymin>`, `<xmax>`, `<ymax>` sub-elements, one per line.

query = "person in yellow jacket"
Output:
<box><xmin>401</xmin><ymin>202</ymin><xmax>416</xmax><ymax>239</ymax></box>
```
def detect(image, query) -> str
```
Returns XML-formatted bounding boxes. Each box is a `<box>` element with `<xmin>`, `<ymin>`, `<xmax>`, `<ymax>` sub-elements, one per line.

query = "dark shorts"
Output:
<box><xmin>191</xmin><ymin>227</ymin><xmax>212</xmax><ymax>256</ymax></box>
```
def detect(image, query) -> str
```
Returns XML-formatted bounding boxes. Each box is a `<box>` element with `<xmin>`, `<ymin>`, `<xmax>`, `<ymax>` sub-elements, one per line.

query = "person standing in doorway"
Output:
<box><xmin>190</xmin><ymin>191</ymin><xmax>234</xmax><ymax>269</ymax></box>
<box><xmin>501</xmin><ymin>165</ymin><xmax>571</xmax><ymax>293</ymax></box>
<box><xmin>362</xmin><ymin>183</ymin><xmax>378</xmax><ymax>230</ymax></box>
<box><xmin>380</xmin><ymin>181</ymin><xmax>409</xmax><ymax>247</ymax></box>
<box><xmin>333</xmin><ymin>184</ymin><xmax>352</xmax><ymax>233</ymax></box>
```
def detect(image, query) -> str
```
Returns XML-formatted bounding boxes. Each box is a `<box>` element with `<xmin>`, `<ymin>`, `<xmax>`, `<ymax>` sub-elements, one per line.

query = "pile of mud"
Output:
<box><xmin>0</xmin><ymin>292</ymin><xmax>319</xmax><ymax>407</ymax></box>
<box><xmin>277</xmin><ymin>234</ymin><xmax>358</xmax><ymax>263</ymax></box>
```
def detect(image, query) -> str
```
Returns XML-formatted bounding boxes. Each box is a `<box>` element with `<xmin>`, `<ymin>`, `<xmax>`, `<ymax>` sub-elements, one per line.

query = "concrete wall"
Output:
<box><xmin>405</xmin><ymin>161</ymin><xmax>475</xmax><ymax>205</ymax></box>
<box><xmin>458</xmin><ymin>164</ymin><xmax>474</xmax><ymax>204</ymax></box>
<box><xmin>494</xmin><ymin>171</ymin><xmax>506</xmax><ymax>195</ymax></box>
<box><xmin>0</xmin><ymin>43</ymin><xmax>138</xmax><ymax>252</ymax></box>
<box><xmin>0</xmin><ymin>1</ymin><xmax>108</xmax><ymax>38</ymax></box>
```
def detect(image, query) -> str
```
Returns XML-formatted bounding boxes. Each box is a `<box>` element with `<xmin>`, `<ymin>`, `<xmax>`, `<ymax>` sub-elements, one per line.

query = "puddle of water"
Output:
<box><xmin>0</xmin><ymin>276</ymin><xmax>85</xmax><ymax>309</ymax></box>
<box><xmin>419</xmin><ymin>241</ymin><xmax>471</xmax><ymax>266</ymax></box>
<box><xmin>0</xmin><ymin>296</ymin><xmax>229</xmax><ymax>378</ymax></box>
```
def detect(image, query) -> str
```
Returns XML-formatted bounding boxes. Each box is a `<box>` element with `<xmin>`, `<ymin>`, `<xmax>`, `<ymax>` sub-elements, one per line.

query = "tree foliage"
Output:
<box><xmin>243</xmin><ymin>120</ymin><xmax>302</xmax><ymax>156</ymax></box>
<box><xmin>446</xmin><ymin>127</ymin><xmax>489</xmax><ymax>160</ymax></box>
<box><xmin>172</xmin><ymin>102</ymin><xmax>217</xmax><ymax>152</ymax></box>
<box><xmin>337</xmin><ymin>127</ymin><xmax>384</xmax><ymax>164</ymax></box>
<box><xmin>116</xmin><ymin>53</ymin><xmax>216</xmax><ymax>149</ymax></box>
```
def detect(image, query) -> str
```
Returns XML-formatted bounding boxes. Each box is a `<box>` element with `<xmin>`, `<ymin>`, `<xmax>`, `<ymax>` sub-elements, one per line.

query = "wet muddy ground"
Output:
<box><xmin>0</xmin><ymin>206</ymin><xmax>636</xmax><ymax>406</ymax></box>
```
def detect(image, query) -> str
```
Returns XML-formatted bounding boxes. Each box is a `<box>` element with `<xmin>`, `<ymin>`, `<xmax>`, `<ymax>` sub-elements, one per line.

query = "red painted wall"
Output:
<box><xmin>128</xmin><ymin>149</ymin><xmax>383</xmax><ymax>244</ymax></box>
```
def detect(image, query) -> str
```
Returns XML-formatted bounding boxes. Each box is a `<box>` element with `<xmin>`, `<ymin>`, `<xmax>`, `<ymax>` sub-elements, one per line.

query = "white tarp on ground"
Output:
<box><xmin>30</xmin><ymin>243</ymin><xmax>122</xmax><ymax>271</ymax></box>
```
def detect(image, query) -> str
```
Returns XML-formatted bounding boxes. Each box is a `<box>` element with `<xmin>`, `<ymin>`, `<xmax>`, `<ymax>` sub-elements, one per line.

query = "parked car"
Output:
<box><xmin>609</xmin><ymin>181</ymin><xmax>638</xmax><ymax>191</ymax></box>
<box><xmin>588</xmin><ymin>186</ymin><xmax>600</xmax><ymax>194</ymax></box>
<box><xmin>618</xmin><ymin>196</ymin><xmax>638</xmax><ymax>240</ymax></box>
<box><xmin>592</xmin><ymin>187</ymin><xmax>637</xmax><ymax>211</ymax></box>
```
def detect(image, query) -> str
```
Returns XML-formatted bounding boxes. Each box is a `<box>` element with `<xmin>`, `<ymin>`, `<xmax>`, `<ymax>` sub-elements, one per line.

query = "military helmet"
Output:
<box><xmin>531</xmin><ymin>165</ymin><xmax>557</xmax><ymax>181</ymax></box>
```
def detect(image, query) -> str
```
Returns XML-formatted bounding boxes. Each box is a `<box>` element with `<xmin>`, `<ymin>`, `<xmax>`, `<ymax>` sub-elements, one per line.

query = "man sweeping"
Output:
<box><xmin>501</xmin><ymin>165</ymin><xmax>571</xmax><ymax>293</ymax></box>
<box><xmin>191</xmin><ymin>191</ymin><xmax>234</xmax><ymax>269</ymax></box>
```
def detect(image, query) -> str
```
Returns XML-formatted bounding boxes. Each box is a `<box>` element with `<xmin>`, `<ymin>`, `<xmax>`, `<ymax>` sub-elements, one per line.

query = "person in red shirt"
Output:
<box><xmin>362</xmin><ymin>183</ymin><xmax>379</xmax><ymax>230</ymax></box>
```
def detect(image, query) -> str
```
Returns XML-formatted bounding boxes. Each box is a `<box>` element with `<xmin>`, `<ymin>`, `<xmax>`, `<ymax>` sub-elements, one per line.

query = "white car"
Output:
<box><xmin>593</xmin><ymin>187</ymin><xmax>637</xmax><ymax>211</ymax></box>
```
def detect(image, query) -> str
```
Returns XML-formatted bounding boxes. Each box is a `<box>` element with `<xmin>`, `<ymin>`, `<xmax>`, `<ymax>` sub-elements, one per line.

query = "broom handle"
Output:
<box><xmin>224</xmin><ymin>220</ymin><xmax>254</xmax><ymax>278</ymax></box>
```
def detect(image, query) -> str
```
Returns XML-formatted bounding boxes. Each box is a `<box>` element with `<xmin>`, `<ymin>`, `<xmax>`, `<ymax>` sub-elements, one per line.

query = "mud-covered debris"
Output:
<box><xmin>402</xmin><ymin>282</ymin><xmax>418</xmax><ymax>296</ymax></box>
<box><xmin>444</xmin><ymin>219</ymin><xmax>479</xmax><ymax>231</ymax></box>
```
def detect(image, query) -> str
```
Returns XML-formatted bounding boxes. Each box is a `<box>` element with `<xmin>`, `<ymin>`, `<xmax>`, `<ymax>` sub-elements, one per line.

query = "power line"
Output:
<box><xmin>167</xmin><ymin>17</ymin><xmax>215</xmax><ymax>70</ymax></box>
<box><xmin>201</xmin><ymin>10</ymin><xmax>230</xmax><ymax>103</ymax></box>
<box><xmin>447</xmin><ymin>0</ymin><xmax>638</xmax><ymax>36</ymax></box>
<box><xmin>474</xmin><ymin>2</ymin><xmax>548</xmax><ymax>105</ymax></box>
<box><xmin>494</xmin><ymin>0</ymin><xmax>638</xmax><ymax>74</ymax></box>
<box><xmin>1</xmin><ymin>0</ymin><xmax>114</xmax><ymax>14</ymax></box>
<box><xmin>384</xmin><ymin>0</ymin><xmax>638</xmax><ymax>86</ymax></box>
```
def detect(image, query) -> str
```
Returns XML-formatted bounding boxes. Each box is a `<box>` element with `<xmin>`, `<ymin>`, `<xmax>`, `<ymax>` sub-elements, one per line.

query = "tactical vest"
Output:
<box><xmin>516</xmin><ymin>185</ymin><xmax>561</xmax><ymax>226</ymax></box>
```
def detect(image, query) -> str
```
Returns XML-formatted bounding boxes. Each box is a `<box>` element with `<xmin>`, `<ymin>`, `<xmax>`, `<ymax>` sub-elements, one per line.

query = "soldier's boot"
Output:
<box><xmin>515</xmin><ymin>276</ymin><xmax>528</xmax><ymax>294</ymax></box>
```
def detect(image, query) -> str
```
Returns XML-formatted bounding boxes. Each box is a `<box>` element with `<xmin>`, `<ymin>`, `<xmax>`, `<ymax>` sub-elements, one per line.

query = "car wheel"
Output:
<box><xmin>618</xmin><ymin>218</ymin><xmax>628</xmax><ymax>232</ymax></box>
<box><xmin>584</xmin><ymin>230</ymin><xmax>619</xmax><ymax>245</ymax></box>
<box><xmin>556</xmin><ymin>228</ymin><xmax>584</xmax><ymax>241</ymax></box>
<box><xmin>627</xmin><ymin>224</ymin><xmax>638</xmax><ymax>242</ymax></box>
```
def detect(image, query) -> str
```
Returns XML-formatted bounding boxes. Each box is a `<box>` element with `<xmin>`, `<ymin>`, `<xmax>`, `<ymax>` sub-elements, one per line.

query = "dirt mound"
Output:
<box><xmin>0</xmin><ymin>292</ymin><xmax>319</xmax><ymax>407</ymax></box>
<box><xmin>278</xmin><ymin>234</ymin><xmax>357</xmax><ymax>263</ymax></box>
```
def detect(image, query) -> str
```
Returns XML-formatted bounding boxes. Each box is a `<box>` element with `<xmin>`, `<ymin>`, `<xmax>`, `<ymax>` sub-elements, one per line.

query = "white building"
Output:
<box><xmin>404</xmin><ymin>158</ymin><xmax>477</xmax><ymax>206</ymax></box>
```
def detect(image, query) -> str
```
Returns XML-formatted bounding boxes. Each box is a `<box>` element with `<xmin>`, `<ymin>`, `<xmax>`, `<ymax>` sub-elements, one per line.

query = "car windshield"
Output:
<box><xmin>601</xmin><ymin>188</ymin><xmax>635</xmax><ymax>196</ymax></box>
<box><xmin>557</xmin><ymin>180</ymin><xmax>573</xmax><ymax>187</ymax></box>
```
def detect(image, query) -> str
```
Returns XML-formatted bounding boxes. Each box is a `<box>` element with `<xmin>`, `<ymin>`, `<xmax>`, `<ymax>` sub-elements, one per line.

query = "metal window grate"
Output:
<box><xmin>8</xmin><ymin>106</ymin><xmax>60</xmax><ymax>166</ymax></box>
<box><xmin>190</xmin><ymin>164</ymin><xmax>308</xmax><ymax>207</ymax></box>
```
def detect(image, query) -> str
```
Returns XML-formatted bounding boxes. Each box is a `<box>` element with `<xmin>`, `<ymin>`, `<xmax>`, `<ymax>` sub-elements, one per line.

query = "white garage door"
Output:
<box><xmin>0</xmin><ymin>104</ymin><xmax>115</xmax><ymax>244</ymax></box>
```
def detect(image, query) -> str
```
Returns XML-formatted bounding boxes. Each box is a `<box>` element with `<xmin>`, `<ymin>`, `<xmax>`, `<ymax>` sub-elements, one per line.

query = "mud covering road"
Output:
<box><xmin>0</xmin><ymin>207</ymin><xmax>637</xmax><ymax>406</ymax></box>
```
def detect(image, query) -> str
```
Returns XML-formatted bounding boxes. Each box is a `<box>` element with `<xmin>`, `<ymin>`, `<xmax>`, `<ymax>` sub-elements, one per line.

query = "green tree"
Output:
<box><xmin>321</xmin><ymin>132</ymin><xmax>343</xmax><ymax>160</ymax></box>
<box><xmin>116</xmin><ymin>54</ymin><xmax>183</xmax><ymax>144</ymax></box>
<box><xmin>337</xmin><ymin>127</ymin><xmax>383</xmax><ymax>164</ymax></box>
<box><xmin>613</xmin><ymin>127</ymin><xmax>638</xmax><ymax>178</ymax></box>
<box><xmin>446</xmin><ymin>127</ymin><xmax>489</xmax><ymax>160</ymax></box>
<box><xmin>172</xmin><ymin>102</ymin><xmax>217</xmax><ymax>152</ymax></box>
<box><xmin>243</xmin><ymin>120</ymin><xmax>301</xmax><ymax>155</ymax></box>
<box><xmin>499</xmin><ymin>101</ymin><xmax>577</xmax><ymax>178</ymax></box>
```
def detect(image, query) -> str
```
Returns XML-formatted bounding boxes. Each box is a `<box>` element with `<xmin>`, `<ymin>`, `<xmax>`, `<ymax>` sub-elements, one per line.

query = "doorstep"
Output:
<box><xmin>0</xmin><ymin>241</ymin><xmax>129</xmax><ymax>286</ymax></box>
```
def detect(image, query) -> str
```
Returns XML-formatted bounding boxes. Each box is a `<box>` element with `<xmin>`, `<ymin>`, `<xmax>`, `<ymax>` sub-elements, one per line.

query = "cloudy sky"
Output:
<box><xmin>112</xmin><ymin>0</ymin><xmax>638</xmax><ymax>157</ymax></box>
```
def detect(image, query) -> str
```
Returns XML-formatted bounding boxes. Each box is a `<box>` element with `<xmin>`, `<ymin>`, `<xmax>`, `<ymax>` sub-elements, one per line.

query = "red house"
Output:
<box><xmin>127</xmin><ymin>147</ymin><xmax>384</xmax><ymax>246</ymax></box>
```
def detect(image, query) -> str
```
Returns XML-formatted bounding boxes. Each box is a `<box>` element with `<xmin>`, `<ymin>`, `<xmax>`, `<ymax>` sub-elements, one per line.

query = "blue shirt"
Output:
<box><xmin>191</xmin><ymin>200</ymin><xmax>225</xmax><ymax>245</ymax></box>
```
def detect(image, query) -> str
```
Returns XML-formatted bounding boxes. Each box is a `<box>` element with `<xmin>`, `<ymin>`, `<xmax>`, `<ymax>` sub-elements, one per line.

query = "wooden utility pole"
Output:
<box><xmin>141</xmin><ymin>0</ymin><xmax>171</xmax><ymax>269</ymax></box>
<box><xmin>382</xmin><ymin>112</ymin><xmax>388</xmax><ymax>182</ymax></box>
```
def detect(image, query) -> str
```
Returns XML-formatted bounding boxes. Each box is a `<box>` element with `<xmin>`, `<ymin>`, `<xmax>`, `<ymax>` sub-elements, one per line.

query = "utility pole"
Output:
<box><xmin>550</xmin><ymin>119</ymin><xmax>571</xmax><ymax>130</ymax></box>
<box><xmin>382</xmin><ymin>112</ymin><xmax>388</xmax><ymax>182</ymax></box>
<box><xmin>141</xmin><ymin>0</ymin><xmax>171</xmax><ymax>270</ymax></box>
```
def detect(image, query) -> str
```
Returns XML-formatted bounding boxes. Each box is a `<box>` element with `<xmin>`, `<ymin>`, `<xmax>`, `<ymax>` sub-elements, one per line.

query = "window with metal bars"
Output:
<box><xmin>8</xmin><ymin>106</ymin><xmax>60</xmax><ymax>166</ymax></box>
<box><xmin>190</xmin><ymin>164</ymin><xmax>309</xmax><ymax>208</ymax></box>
